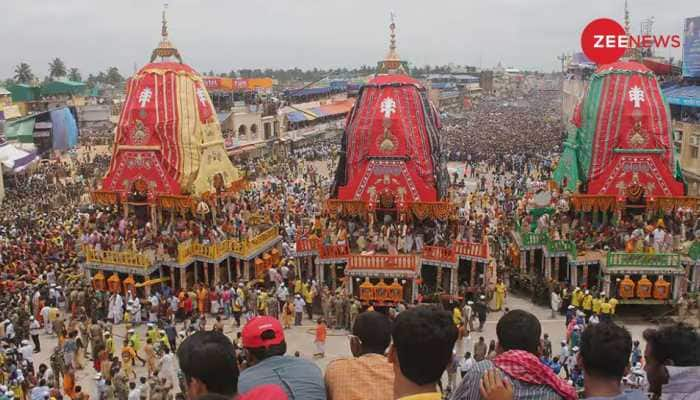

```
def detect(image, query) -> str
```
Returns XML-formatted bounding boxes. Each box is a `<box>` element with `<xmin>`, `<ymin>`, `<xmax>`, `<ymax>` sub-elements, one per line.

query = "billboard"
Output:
<box><xmin>683</xmin><ymin>16</ymin><xmax>700</xmax><ymax>77</ymax></box>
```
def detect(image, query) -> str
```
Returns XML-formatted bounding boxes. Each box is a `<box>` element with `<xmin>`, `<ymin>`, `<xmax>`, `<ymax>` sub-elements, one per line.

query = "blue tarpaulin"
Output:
<box><xmin>50</xmin><ymin>108</ymin><xmax>78</xmax><ymax>150</ymax></box>
<box><xmin>287</xmin><ymin>111</ymin><xmax>309</xmax><ymax>123</ymax></box>
<box><xmin>664</xmin><ymin>85</ymin><xmax>700</xmax><ymax>107</ymax></box>
<box><xmin>284</xmin><ymin>87</ymin><xmax>333</xmax><ymax>97</ymax></box>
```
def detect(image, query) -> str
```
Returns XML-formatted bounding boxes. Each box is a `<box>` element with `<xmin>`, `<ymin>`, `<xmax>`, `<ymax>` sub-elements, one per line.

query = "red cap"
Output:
<box><xmin>242</xmin><ymin>316</ymin><xmax>285</xmax><ymax>348</ymax></box>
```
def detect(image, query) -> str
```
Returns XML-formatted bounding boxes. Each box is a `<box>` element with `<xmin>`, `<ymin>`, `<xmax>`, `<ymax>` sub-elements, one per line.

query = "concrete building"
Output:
<box><xmin>665</xmin><ymin>85</ymin><xmax>700</xmax><ymax>195</ymax></box>
<box><xmin>220</xmin><ymin>103</ymin><xmax>282</xmax><ymax>144</ymax></box>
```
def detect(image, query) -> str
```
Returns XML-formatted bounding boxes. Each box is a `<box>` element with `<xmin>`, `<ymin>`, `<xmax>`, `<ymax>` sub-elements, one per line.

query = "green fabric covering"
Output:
<box><xmin>41</xmin><ymin>80</ymin><xmax>87</xmax><ymax>96</ymax></box>
<box><xmin>577</xmin><ymin>74</ymin><xmax>604</xmax><ymax>180</ymax></box>
<box><xmin>8</xmin><ymin>84</ymin><xmax>39</xmax><ymax>102</ymax></box>
<box><xmin>689</xmin><ymin>241</ymin><xmax>700</xmax><ymax>261</ymax></box>
<box><xmin>5</xmin><ymin>117</ymin><xmax>36</xmax><ymax>143</ymax></box>
<box><xmin>553</xmin><ymin>125</ymin><xmax>581</xmax><ymax>191</ymax></box>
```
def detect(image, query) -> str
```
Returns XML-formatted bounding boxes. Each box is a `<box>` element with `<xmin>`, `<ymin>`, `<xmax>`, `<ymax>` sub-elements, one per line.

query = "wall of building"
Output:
<box><xmin>673</xmin><ymin>120</ymin><xmax>700</xmax><ymax>195</ymax></box>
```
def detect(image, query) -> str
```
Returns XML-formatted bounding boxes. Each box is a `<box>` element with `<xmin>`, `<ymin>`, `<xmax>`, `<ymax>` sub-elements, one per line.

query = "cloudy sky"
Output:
<box><xmin>1</xmin><ymin>0</ymin><xmax>694</xmax><ymax>79</ymax></box>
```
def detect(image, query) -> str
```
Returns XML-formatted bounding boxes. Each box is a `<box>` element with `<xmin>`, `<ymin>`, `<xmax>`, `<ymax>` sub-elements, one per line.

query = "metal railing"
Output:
<box><xmin>83</xmin><ymin>246</ymin><xmax>152</xmax><ymax>269</ymax></box>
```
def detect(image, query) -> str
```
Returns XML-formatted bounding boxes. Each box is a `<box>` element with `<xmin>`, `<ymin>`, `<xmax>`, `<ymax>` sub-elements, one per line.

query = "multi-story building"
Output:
<box><xmin>665</xmin><ymin>85</ymin><xmax>700</xmax><ymax>195</ymax></box>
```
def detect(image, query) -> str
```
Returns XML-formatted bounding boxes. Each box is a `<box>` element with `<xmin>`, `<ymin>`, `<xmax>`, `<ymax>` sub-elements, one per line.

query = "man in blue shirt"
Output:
<box><xmin>238</xmin><ymin>316</ymin><xmax>325</xmax><ymax>400</ymax></box>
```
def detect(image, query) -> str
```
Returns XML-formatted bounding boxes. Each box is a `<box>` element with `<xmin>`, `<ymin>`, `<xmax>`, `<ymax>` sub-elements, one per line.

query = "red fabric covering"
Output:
<box><xmin>336</xmin><ymin>75</ymin><xmax>440</xmax><ymax>203</ymax></box>
<box><xmin>102</xmin><ymin>62</ymin><xmax>214</xmax><ymax>196</ymax></box>
<box><xmin>493</xmin><ymin>350</ymin><xmax>577</xmax><ymax>400</ymax></box>
<box><xmin>587</xmin><ymin>61</ymin><xmax>683</xmax><ymax>197</ymax></box>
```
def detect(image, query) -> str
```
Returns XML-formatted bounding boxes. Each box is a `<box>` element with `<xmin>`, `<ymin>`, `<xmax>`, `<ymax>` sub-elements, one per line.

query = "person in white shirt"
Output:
<box><xmin>19</xmin><ymin>339</ymin><xmax>34</xmax><ymax>370</ymax></box>
<box><xmin>4</xmin><ymin>320</ymin><xmax>15</xmax><ymax>341</ymax></box>
<box><xmin>127</xmin><ymin>381</ymin><xmax>140</xmax><ymax>400</ymax></box>
<box><xmin>560</xmin><ymin>340</ymin><xmax>571</xmax><ymax>379</ymax></box>
<box><xmin>40</xmin><ymin>305</ymin><xmax>51</xmax><ymax>334</ymax></box>
<box><xmin>459</xmin><ymin>351</ymin><xmax>476</xmax><ymax>378</ymax></box>
<box><xmin>29</xmin><ymin>317</ymin><xmax>41</xmax><ymax>352</ymax></box>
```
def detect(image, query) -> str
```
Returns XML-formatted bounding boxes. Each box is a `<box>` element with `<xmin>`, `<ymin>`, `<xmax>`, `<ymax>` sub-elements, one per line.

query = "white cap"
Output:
<box><xmin>585</xmin><ymin>290</ymin><xmax>590</xmax><ymax>294</ymax></box>
<box><xmin>238</xmin><ymin>283</ymin><xmax>244</xmax><ymax>288</ymax></box>
<box><xmin>103</xmin><ymin>332</ymin><xmax>110</xmax><ymax>336</ymax></box>
<box><xmin>480</xmin><ymin>295</ymin><xmax>486</xmax><ymax>299</ymax></box>
<box><xmin>127</xmin><ymin>329</ymin><xmax>135</xmax><ymax>333</ymax></box>
<box><xmin>21</xmin><ymin>340</ymin><xmax>29</xmax><ymax>345</ymax></box>
<box><xmin>568</xmin><ymin>305</ymin><xmax>575</xmax><ymax>309</ymax></box>
<box><xmin>572</xmin><ymin>346</ymin><xmax>579</xmax><ymax>352</ymax></box>
<box><xmin>94</xmin><ymin>373</ymin><xmax>102</xmax><ymax>380</ymax></box>
<box><xmin>159</xmin><ymin>329</ymin><xmax>166</xmax><ymax>334</ymax></box>
<box><xmin>467</xmin><ymin>301</ymin><xmax>474</xmax><ymax>305</ymax></box>
<box><xmin>561</xmin><ymin>340</ymin><xmax>566</xmax><ymax>344</ymax></box>
<box><xmin>147</xmin><ymin>323</ymin><xmax>154</xmax><ymax>327</ymax></box>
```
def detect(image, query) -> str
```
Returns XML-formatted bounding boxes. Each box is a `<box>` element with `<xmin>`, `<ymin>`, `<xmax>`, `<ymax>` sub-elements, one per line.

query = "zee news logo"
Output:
<box><xmin>581</xmin><ymin>18</ymin><xmax>681</xmax><ymax>64</ymax></box>
<box><xmin>592</xmin><ymin>34</ymin><xmax>681</xmax><ymax>49</ymax></box>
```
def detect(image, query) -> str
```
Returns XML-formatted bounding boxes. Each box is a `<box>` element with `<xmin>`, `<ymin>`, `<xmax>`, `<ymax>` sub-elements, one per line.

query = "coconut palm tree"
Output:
<box><xmin>13</xmin><ymin>62</ymin><xmax>35</xmax><ymax>84</ymax></box>
<box><xmin>48</xmin><ymin>57</ymin><xmax>67</xmax><ymax>79</ymax></box>
<box><xmin>68</xmin><ymin>67</ymin><xmax>82</xmax><ymax>82</ymax></box>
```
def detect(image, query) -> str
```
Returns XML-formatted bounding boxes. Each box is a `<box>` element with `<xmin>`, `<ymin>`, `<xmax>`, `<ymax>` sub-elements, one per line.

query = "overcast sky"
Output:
<box><xmin>1</xmin><ymin>0</ymin><xmax>695</xmax><ymax>79</ymax></box>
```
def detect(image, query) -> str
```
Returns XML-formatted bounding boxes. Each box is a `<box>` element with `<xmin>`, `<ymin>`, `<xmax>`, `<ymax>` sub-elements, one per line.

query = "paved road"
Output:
<box><xmin>27</xmin><ymin>294</ymin><xmax>667</xmax><ymax>397</ymax></box>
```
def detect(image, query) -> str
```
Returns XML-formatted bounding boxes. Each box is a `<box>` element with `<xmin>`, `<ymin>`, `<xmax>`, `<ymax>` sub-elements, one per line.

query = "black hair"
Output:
<box><xmin>195</xmin><ymin>394</ymin><xmax>232</xmax><ymax>400</ymax></box>
<box><xmin>580</xmin><ymin>322</ymin><xmax>632</xmax><ymax>380</ymax></box>
<box><xmin>352</xmin><ymin>311</ymin><xmax>392</xmax><ymax>354</ymax></box>
<box><xmin>177</xmin><ymin>331</ymin><xmax>239</xmax><ymax>397</ymax></box>
<box><xmin>392</xmin><ymin>306</ymin><xmax>457</xmax><ymax>386</ymax></box>
<box><xmin>247</xmin><ymin>341</ymin><xmax>287</xmax><ymax>361</ymax></box>
<box><xmin>643</xmin><ymin>323</ymin><xmax>700</xmax><ymax>367</ymax></box>
<box><xmin>496</xmin><ymin>309</ymin><xmax>541</xmax><ymax>354</ymax></box>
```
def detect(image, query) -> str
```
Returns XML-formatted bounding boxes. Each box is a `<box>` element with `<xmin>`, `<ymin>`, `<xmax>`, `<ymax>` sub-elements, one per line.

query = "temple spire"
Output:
<box><xmin>150</xmin><ymin>3</ymin><xmax>183</xmax><ymax>63</ymax></box>
<box><xmin>377</xmin><ymin>12</ymin><xmax>408</xmax><ymax>75</ymax></box>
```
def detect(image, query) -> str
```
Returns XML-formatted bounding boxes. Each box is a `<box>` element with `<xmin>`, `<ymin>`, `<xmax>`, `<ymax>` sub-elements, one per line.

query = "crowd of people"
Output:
<box><xmin>0</xmin><ymin>81</ymin><xmax>698</xmax><ymax>400</ymax></box>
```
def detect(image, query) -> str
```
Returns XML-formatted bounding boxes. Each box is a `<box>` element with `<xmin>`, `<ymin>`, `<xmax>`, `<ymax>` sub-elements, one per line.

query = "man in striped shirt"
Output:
<box><xmin>451</xmin><ymin>310</ymin><xmax>576</xmax><ymax>400</ymax></box>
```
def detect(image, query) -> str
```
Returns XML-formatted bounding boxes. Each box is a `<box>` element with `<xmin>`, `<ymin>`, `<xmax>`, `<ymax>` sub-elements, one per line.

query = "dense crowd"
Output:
<box><xmin>441</xmin><ymin>91</ymin><xmax>564</xmax><ymax>167</ymax></box>
<box><xmin>0</xmin><ymin>86</ymin><xmax>699</xmax><ymax>400</ymax></box>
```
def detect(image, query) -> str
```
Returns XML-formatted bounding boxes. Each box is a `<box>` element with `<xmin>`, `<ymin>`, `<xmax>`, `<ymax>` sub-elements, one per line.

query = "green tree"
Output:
<box><xmin>13</xmin><ymin>62</ymin><xmax>35</xmax><ymax>84</ymax></box>
<box><xmin>68</xmin><ymin>67</ymin><xmax>82</xmax><ymax>82</ymax></box>
<box><xmin>48</xmin><ymin>57</ymin><xmax>67</xmax><ymax>79</ymax></box>
<box><xmin>105</xmin><ymin>67</ymin><xmax>124</xmax><ymax>85</ymax></box>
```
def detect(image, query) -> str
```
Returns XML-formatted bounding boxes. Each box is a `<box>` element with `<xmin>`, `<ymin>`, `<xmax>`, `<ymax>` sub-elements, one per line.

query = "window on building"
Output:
<box><xmin>690</xmin><ymin>135</ymin><xmax>700</xmax><ymax>159</ymax></box>
<box><xmin>238</xmin><ymin>125</ymin><xmax>247</xmax><ymax>137</ymax></box>
<box><xmin>264</xmin><ymin>122</ymin><xmax>272</xmax><ymax>140</ymax></box>
<box><xmin>250</xmin><ymin>124</ymin><xmax>258</xmax><ymax>136</ymax></box>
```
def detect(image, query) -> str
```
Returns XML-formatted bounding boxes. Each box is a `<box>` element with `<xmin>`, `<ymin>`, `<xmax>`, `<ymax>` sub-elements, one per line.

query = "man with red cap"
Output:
<box><xmin>238</xmin><ymin>316</ymin><xmax>326</xmax><ymax>400</ymax></box>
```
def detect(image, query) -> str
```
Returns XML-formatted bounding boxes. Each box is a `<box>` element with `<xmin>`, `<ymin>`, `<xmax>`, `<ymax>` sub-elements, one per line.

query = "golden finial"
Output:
<box><xmin>151</xmin><ymin>3</ymin><xmax>183</xmax><ymax>63</ymax></box>
<box><xmin>378</xmin><ymin>11</ymin><xmax>407</xmax><ymax>75</ymax></box>
<box><xmin>161</xmin><ymin>2</ymin><xmax>168</xmax><ymax>39</ymax></box>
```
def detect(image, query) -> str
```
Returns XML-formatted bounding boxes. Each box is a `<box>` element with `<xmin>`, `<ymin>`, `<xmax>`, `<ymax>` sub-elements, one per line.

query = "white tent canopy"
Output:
<box><xmin>0</xmin><ymin>142</ymin><xmax>37</xmax><ymax>171</ymax></box>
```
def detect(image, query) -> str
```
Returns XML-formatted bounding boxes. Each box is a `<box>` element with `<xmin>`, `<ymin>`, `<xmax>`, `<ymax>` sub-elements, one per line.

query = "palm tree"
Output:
<box><xmin>48</xmin><ymin>57</ymin><xmax>67</xmax><ymax>79</ymax></box>
<box><xmin>13</xmin><ymin>62</ymin><xmax>35</xmax><ymax>83</ymax></box>
<box><xmin>68</xmin><ymin>68</ymin><xmax>82</xmax><ymax>82</ymax></box>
